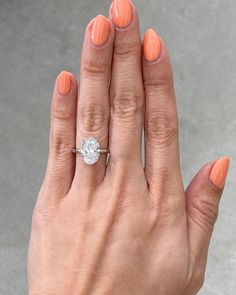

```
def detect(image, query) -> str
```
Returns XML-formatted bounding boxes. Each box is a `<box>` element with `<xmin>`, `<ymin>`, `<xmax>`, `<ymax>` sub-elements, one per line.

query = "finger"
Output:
<box><xmin>43</xmin><ymin>71</ymin><xmax>78</xmax><ymax>199</ymax></box>
<box><xmin>73</xmin><ymin>15</ymin><xmax>114</xmax><ymax>189</ymax></box>
<box><xmin>186</xmin><ymin>157</ymin><xmax>230</xmax><ymax>287</ymax></box>
<box><xmin>142</xmin><ymin>29</ymin><xmax>181</xmax><ymax>195</ymax></box>
<box><xmin>108</xmin><ymin>0</ymin><xmax>144</xmax><ymax>167</ymax></box>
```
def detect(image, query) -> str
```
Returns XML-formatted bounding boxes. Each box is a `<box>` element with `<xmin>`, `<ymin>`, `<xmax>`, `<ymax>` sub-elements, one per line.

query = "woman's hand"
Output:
<box><xmin>28</xmin><ymin>1</ymin><xmax>230</xmax><ymax>294</ymax></box>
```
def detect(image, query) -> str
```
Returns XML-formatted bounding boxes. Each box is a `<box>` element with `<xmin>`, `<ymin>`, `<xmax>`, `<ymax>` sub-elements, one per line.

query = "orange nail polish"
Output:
<box><xmin>112</xmin><ymin>0</ymin><xmax>133</xmax><ymax>28</ymax></box>
<box><xmin>210</xmin><ymin>157</ymin><xmax>230</xmax><ymax>189</ymax></box>
<box><xmin>143</xmin><ymin>29</ymin><xmax>162</xmax><ymax>62</ymax></box>
<box><xmin>91</xmin><ymin>15</ymin><xmax>110</xmax><ymax>46</ymax></box>
<box><xmin>57</xmin><ymin>71</ymin><xmax>72</xmax><ymax>96</ymax></box>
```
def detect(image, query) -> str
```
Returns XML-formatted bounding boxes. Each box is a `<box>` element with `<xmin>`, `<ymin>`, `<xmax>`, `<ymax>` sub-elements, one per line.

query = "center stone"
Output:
<box><xmin>80</xmin><ymin>138</ymin><xmax>100</xmax><ymax>165</ymax></box>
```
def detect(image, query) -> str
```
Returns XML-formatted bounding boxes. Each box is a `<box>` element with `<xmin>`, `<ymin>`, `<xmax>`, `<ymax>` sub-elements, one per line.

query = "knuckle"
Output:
<box><xmin>51</xmin><ymin>103</ymin><xmax>75</xmax><ymax>153</ymax></box>
<box><xmin>52</xmin><ymin>104</ymin><xmax>73</xmax><ymax>121</ymax></box>
<box><xmin>50</xmin><ymin>125</ymin><xmax>74</xmax><ymax>156</ymax></box>
<box><xmin>112</xmin><ymin>90</ymin><xmax>143</xmax><ymax>122</ymax></box>
<box><xmin>144</xmin><ymin>61</ymin><xmax>173</xmax><ymax>89</ymax></box>
<box><xmin>190</xmin><ymin>193</ymin><xmax>219</xmax><ymax>234</ymax></box>
<box><xmin>145</xmin><ymin>111</ymin><xmax>178</xmax><ymax>147</ymax></box>
<box><xmin>114</xmin><ymin>42</ymin><xmax>140</xmax><ymax>60</ymax></box>
<box><xmin>79</xmin><ymin>104</ymin><xmax>108</xmax><ymax>135</ymax></box>
<box><xmin>82</xmin><ymin>62</ymin><xmax>108</xmax><ymax>80</ymax></box>
<box><xmin>50</xmin><ymin>140</ymin><xmax>72</xmax><ymax>157</ymax></box>
<box><xmin>144</xmin><ymin>71</ymin><xmax>173</xmax><ymax>89</ymax></box>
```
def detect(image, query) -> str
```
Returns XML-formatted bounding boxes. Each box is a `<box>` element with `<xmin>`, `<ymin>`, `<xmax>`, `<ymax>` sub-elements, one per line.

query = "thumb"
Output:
<box><xmin>185</xmin><ymin>157</ymin><xmax>230</xmax><ymax>285</ymax></box>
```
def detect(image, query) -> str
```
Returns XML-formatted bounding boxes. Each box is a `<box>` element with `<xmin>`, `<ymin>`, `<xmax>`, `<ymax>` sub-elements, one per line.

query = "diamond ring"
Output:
<box><xmin>72</xmin><ymin>137</ymin><xmax>109</xmax><ymax>165</ymax></box>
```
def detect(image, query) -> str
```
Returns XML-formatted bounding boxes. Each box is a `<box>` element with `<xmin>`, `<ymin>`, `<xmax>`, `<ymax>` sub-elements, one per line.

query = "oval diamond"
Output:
<box><xmin>80</xmin><ymin>138</ymin><xmax>100</xmax><ymax>165</ymax></box>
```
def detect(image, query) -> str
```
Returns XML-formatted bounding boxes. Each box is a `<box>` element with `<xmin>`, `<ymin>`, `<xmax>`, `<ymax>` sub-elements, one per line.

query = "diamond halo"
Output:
<box><xmin>80</xmin><ymin>137</ymin><xmax>100</xmax><ymax>165</ymax></box>
<box><xmin>72</xmin><ymin>137</ymin><xmax>109</xmax><ymax>165</ymax></box>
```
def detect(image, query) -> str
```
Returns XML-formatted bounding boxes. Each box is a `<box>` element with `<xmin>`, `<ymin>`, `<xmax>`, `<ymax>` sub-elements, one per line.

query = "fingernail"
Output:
<box><xmin>143</xmin><ymin>29</ymin><xmax>162</xmax><ymax>62</ymax></box>
<box><xmin>210</xmin><ymin>157</ymin><xmax>230</xmax><ymax>189</ymax></box>
<box><xmin>57</xmin><ymin>71</ymin><xmax>72</xmax><ymax>96</ymax></box>
<box><xmin>91</xmin><ymin>15</ymin><xmax>110</xmax><ymax>46</ymax></box>
<box><xmin>112</xmin><ymin>0</ymin><xmax>133</xmax><ymax>28</ymax></box>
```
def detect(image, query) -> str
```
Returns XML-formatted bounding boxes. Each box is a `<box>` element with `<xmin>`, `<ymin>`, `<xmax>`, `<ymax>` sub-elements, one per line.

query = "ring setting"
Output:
<box><xmin>72</xmin><ymin>137</ymin><xmax>109</xmax><ymax>165</ymax></box>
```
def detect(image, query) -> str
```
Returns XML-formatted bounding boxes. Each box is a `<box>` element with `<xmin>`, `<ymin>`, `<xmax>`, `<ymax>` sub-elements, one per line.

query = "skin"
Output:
<box><xmin>28</xmin><ymin>3</ymin><xmax>227</xmax><ymax>295</ymax></box>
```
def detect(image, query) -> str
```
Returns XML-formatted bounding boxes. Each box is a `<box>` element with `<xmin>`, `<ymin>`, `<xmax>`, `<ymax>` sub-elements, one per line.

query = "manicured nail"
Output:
<box><xmin>57</xmin><ymin>71</ymin><xmax>72</xmax><ymax>96</ymax></box>
<box><xmin>112</xmin><ymin>0</ymin><xmax>133</xmax><ymax>28</ymax></box>
<box><xmin>91</xmin><ymin>15</ymin><xmax>110</xmax><ymax>46</ymax></box>
<box><xmin>143</xmin><ymin>29</ymin><xmax>162</xmax><ymax>62</ymax></box>
<box><xmin>210</xmin><ymin>157</ymin><xmax>230</xmax><ymax>189</ymax></box>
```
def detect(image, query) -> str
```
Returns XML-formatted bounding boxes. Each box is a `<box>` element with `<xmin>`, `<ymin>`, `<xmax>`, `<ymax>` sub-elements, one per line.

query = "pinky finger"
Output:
<box><xmin>42</xmin><ymin>71</ymin><xmax>78</xmax><ymax>199</ymax></box>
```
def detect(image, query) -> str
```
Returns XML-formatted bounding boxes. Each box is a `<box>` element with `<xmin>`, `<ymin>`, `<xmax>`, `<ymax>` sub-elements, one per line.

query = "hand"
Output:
<box><xmin>28</xmin><ymin>1</ymin><xmax>230</xmax><ymax>294</ymax></box>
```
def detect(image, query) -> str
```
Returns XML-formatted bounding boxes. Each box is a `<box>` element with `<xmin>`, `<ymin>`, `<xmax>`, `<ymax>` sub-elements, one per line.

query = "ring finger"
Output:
<box><xmin>73</xmin><ymin>15</ymin><xmax>114</xmax><ymax>189</ymax></box>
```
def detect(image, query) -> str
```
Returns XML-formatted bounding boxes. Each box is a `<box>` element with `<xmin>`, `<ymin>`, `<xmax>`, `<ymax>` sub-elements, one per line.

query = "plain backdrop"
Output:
<box><xmin>0</xmin><ymin>0</ymin><xmax>236</xmax><ymax>294</ymax></box>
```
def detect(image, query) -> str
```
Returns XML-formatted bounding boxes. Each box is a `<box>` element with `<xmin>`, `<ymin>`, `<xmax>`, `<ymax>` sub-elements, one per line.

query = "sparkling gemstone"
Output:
<box><xmin>80</xmin><ymin>138</ymin><xmax>100</xmax><ymax>165</ymax></box>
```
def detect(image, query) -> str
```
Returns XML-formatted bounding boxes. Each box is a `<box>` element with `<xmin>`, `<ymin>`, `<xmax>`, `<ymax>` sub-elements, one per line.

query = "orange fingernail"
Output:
<box><xmin>112</xmin><ymin>0</ymin><xmax>133</xmax><ymax>28</ymax></box>
<box><xmin>210</xmin><ymin>157</ymin><xmax>230</xmax><ymax>189</ymax></box>
<box><xmin>91</xmin><ymin>15</ymin><xmax>110</xmax><ymax>46</ymax></box>
<box><xmin>57</xmin><ymin>71</ymin><xmax>72</xmax><ymax>96</ymax></box>
<box><xmin>143</xmin><ymin>29</ymin><xmax>162</xmax><ymax>62</ymax></box>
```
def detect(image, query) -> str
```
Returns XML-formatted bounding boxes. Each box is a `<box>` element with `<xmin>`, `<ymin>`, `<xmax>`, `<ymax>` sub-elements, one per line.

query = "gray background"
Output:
<box><xmin>0</xmin><ymin>0</ymin><xmax>235</xmax><ymax>294</ymax></box>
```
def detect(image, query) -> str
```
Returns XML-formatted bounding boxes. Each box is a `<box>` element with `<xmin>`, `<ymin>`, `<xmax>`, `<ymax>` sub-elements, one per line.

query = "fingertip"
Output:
<box><xmin>109</xmin><ymin>0</ymin><xmax>135</xmax><ymax>29</ymax></box>
<box><xmin>55</xmin><ymin>70</ymin><xmax>78</xmax><ymax>97</ymax></box>
<box><xmin>142</xmin><ymin>33</ymin><xmax>173</xmax><ymax>87</ymax></box>
<box><xmin>109</xmin><ymin>0</ymin><xmax>141</xmax><ymax>31</ymax></box>
<box><xmin>186</xmin><ymin>156</ymin><xmax>230</xmax><ymax>198</ymax></box>
<box><xmin>57</xmin><ymin>71</ymin><xmax>72</xmax><ymax>96</ymax></box>
<box><xmin>51</xmin><ymin>70</ymin><xmax>78</xmax><ymax>124</ymax></box>
<box><xmin>209</xmin><ymin>157</ymin><xmax>230</xmax><ymax>189</ymax></box>
<box><xmin>143</xmin><ymin>28</ymin><xmax>162</xmax><ymax>62</ymax></box>
<box><xmin>84</xmin><ymin>15</ymin><xmax>114</xmax><ymax>51</ymax></box>
<box><xmin>91</xmin><ymin>15</ymin><xmax>111</xmax><ymax>46</ymax></box>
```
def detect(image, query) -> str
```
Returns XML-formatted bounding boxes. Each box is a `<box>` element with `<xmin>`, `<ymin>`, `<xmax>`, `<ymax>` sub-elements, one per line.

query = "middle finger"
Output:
<box><xmin>108</xmin><ymin>0</ymin><xmax>144</xmax><ymax>168</ymax></box>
